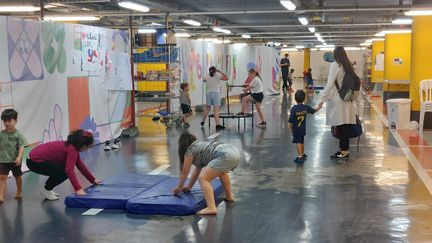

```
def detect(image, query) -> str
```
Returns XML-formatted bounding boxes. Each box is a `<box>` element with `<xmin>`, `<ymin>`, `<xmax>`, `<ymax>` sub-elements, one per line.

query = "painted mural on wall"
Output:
<box><xmin>0</xmin><ymin>17</ymin><xmax>131</xmax><ymax>148</ymax></box>
<box><xmin>177</xmin><ymin>39</ymin><xmax>280</xmax><ymax>105</ymax></box>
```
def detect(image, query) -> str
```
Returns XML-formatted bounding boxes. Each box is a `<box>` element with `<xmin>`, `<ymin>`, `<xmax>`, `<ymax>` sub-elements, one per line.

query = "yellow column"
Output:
<box><xmin>410</xmin><ymin>16</ymin><xmax>432</xmax><ymax>111</ymax></box>
<box><xmin>371</xmin><ymin>40</ymin><xmax>385</xmax><ymax>83</ymax></box>
<box><xmin>303</xmin><ymin>48</ymin><xmax>310</xmax><ymax>72</ymax></box>
<box><xmin>383</xmin><ymin>33</ymin><xmax>411</xmax><ymax>91</ymax></box>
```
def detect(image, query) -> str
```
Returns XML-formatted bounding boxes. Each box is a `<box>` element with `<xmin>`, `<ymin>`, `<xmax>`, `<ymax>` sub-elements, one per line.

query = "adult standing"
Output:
<box><xmin>280</xmin><ymin>53</ymin><xmax>290</xmax><ymax>92</ymax></box>
<box><xmin>201</xmin><ymin>66</ymin><xmax>228</xmax><ymax>130</ymax></box>
<box><xmin>27</xmin><ymin>130</ymin><xmax>102</xmax><ymax>200</ymax></box>
<box><xmin>317</xmin><ymin>47</ymin><xmax>357</xmax><ymax>159</ymax></box>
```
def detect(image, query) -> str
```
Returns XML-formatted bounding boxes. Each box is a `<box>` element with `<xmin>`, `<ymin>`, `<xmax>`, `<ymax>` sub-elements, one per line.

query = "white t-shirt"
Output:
<box><xmin>204</xmin><ymin>73</ymin><xmax>223</xmax><ymax>93</ymax></box>
<box><xmin>249</xmin><ymin>77</ymin><xmax>263</xmax><ymax>93</ymax></box>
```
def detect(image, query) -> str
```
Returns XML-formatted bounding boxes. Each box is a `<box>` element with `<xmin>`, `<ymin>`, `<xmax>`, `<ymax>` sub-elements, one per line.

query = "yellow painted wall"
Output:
<box><xmin>371</xmin><ymin>41</ymin><xmax>384</xmax><ymax>83</ymax></box>
<box><xmin>410</xmin><ymin>16</ymin><xmax>432</xmax><ymax>111</ymax></box>
<box><xmin>383</xmin><ymin>33</ymin><xmax>411</xmax><ymax>91</ymax></box>
<box><xmin>303</xmin><ymin>48</ymin><xmax>310</xmax><ymax>72</ymax></box>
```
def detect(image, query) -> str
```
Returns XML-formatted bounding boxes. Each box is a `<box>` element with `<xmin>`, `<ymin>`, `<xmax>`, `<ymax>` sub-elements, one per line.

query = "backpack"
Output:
<box><xmin>335</xmin><ymin>72</ymin><xmax>360</xmax><ymax>101</ymax></box>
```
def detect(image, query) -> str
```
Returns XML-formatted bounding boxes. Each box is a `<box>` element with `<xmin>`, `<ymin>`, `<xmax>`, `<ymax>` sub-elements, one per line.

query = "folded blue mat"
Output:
<box><xmin>126</xmin><ymin>177</ymin><xmax>225</xmax><ymax>215</ymax></box>
<box><xmin>64</xmin><ymin>174</ymin><xmax>168</xmax><ymax>209</ymax></box>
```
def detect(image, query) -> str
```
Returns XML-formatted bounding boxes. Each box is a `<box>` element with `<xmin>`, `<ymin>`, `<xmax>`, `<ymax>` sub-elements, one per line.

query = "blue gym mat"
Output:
<box><xmin>126</xmin><ymin>177</ymin><xmax>225</xmax><ymax>215</ymax></box>
<box><xmin>64</xmin><ymin>174</ymin><xmax>168</xmax><ymax>209</ymax></box>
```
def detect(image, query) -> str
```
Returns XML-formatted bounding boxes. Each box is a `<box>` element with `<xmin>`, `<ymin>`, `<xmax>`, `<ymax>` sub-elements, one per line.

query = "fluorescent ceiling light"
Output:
<box><xmin>280</xmin><ymin>0</ymin><xmax>296</xmax><ymax>11</ymax></box>
<box><xmin>319</xmin><ymin>47</ymin><xmax>335</xmax><ymax>51</ymax></box>
<box><xmin>241</xmin><ymin>34</ymin><xmax>251</xmax><ymax>39</ymax></box>
<box><xmin>281</xmin><ymin>48</ymin><xmax>298</xmax><ymax>52</ymax></box>
<box><xmin>150</xmin><ymin>22</ymin><xmax>164</xmax><ymax>26</ymax></box>
<box><xmin>213</xmin><ymin>39</ymin><xmax>232</xmax><ymax>44</ymax></box>
<box><xmin>308</xmin><ymin>27</ymin><xmax>316</xmax><ymax>33</ymax></box>
<box><xmin>274</xmin><ymin>42</ymin><xmax>281</xmax><ymax>46</ymax></box>
<box><xmin>138</xmin><ymin>28</ymin><xmax>157</xmax><ymax>34</ymax></box>
<box><xmin>392</xmin><ymin>18</ymin><xmax>412</xmax><ymax>25</ymax></box>
<box><xmin>118</xmin><ymin>1</ymin><xmax>150</xmax><ymax>12</ymax></box>
<box><xmin>375</xmin><ymin>29</ymin><xmax>411</xmax><ymax>36</ymax></box>
<box><xmin>311</xmin><ymin>48</ymin><xmax>318</xmax><ymax>51</ymax></box>
<box><xmin>267</xmin><ymin>41</ymin><xmax>274</xmax><ymax>45</ymax></box>
<box><xmin>314</xmin><ymin>33</ymin><xmax>321</xmax><ymax>38</ymax></box>
<box><xmin>183</xmin><ymin>19</ymin><xmax>201</xmax><ymax>26</ymax></box>
<box><xmin>213</xmin><ymin>27</ymin><xmax>231</xmax><ymax>34</ymax></box>
<box><xmin>360</xmin><ymin>42</ymin><xmax>372</xmax><ymax>46</ymax></box>
<box><xmin>295</xmin><ymin>45</ymin><xmax>305</xmax><ymax>49</ymax></box>
<box><xmin>0</xmin><ymin>6</ymin><xmax>40</xmax><ymax>12</ymax></box>
<box><xmin>344</xmin><ymin>47</ymin><xmax>362</xmax><ymax>51</ymax></box>
<box><xmin>365</xmin><ymin>38</ymin><xmax>385</xmax><ymax>43</ymax></box>
<box><xmin>405</xmin><ymin>9</ymin><xmax>432</xmax><ymax>16</ymax></box>
<box><xmin>282</xmin><ymin>44</ymin><xmax>288</xmax><ymax>47</ymax></box>
<box><xmin>44</xmin><ymin>16</ymin><xmax>100</xmax><ymax>21</ymax></box>
<box><xmin>316</xmin><ymin>44</ymin><xmax>335</xmax><ymax>48</ymax></box>
<box><xmin>298</xmin><ymin>17</ymin><xmax>308</xmax><ymax>26</ymax></box>
<box><xmin>175</xmin><ymin>33</ymin><xmax>191</xmax><ymax>38</ymax></box>
<box><xmin>361</xmin><ymin>47</ymin><xmax>367</xmax><ymax>50</ymax></box>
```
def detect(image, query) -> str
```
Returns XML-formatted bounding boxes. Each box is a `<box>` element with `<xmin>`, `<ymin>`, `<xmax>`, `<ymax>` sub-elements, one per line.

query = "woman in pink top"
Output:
<box><xmin>27</xmin><ymin>130</ymin><xmax>101</xmax><ymax>200</ymax></box>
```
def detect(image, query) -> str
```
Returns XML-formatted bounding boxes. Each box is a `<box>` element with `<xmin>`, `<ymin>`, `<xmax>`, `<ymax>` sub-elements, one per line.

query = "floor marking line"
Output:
<box><xmin>148</xmin><ymin>165</ymin><xmax>171</xmax><ymax>175</ymax></box>
<box><xmin>364</xmin><ymin>92</ymin><xmax>432</xmax><ymax>196</ymax></box>
<box><xmin>82</xmin><ymin>208</ymin><xmax>103</xmax><ymax>215</ymax></box>
<box><xmin>207</xmin><ymin>132</ymin><xmax>222</xmax><ymax>140</ymax></box>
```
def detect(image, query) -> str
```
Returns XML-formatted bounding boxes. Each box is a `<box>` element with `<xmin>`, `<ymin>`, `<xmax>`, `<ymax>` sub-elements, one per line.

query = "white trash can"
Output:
<box><xmin>386</xmin><ymin>98</ymin><xmax>412</xmax><ymax>129</ymax></box>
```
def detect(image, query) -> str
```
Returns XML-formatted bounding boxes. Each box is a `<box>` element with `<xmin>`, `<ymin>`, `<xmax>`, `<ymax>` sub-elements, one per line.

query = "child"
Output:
<box><xmin>289</xmin><ymin>90</ymin><xmax>320</xmax><ymax>163</ymax></box>
<box><xmin>173</xmin><ymin>133</ymin><xmax>240</xmax><ymax>215</ymax></box>
<box><xmin>306</xmin><ymin>68</ymin><xmax>314</xmax><ymax>90</ymax></box>
<box><xmin>288</xmin><ymin>68</ymin><xmax>295</xmax><ymax>92</ymax></box>
<box><xmin>0</xmin><ymin>109</ymin><xmax>27</xmax><ymax>202</ymax></box>
<box><xmin>27</xmin><ymin>130</ymin><xmax>101</xmax><ymax>200</ymax></box>
<box><xmin>180</xmin><ymin>83</ymin><xmax>193</xmax><ymax>127</ymax></box>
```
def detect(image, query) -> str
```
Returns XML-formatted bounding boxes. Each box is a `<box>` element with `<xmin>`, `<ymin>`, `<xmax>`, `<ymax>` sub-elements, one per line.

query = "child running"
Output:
<box><xmin>0</xmin><ymin>109</ymin><xmax>27</xmax><ymax>202</ymax></box>
<box><xmin>288</xmin><ymin>68</ymin><xmax>295</xmax><ymax>92</ymax></box>
<box><xmin>179</xmin><ymin>83</ymin><xmax>193</xmax><ymax>127</ymax></box>
<box><xmin>289</xmin><ymin>90</ymin><xmax>320</xmax><ymax>163</ymax></box>
<box><xmin>306</xmin><ymin>68</ymin><xmax>314</xmax><ymax>90</ymax></box>
<box><xmin>173</xmin><ymin>133</ymin><xmax>240</xmax><ymax>215</ymax></box>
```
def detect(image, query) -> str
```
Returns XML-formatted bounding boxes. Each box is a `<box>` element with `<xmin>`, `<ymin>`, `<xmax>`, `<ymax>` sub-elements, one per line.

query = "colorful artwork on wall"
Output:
<box><xmin>7</xmin><ymin>18</ymin><xmax>44</xmax><ymax>82</ymax></box>
<box><xmin>41</xmin><ymin>22</ymin><xmax>67</xmax><ymax>74</ymax></box>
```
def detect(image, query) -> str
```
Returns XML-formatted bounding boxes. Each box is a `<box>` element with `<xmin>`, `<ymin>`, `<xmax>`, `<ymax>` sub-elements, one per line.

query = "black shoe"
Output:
<box><xmin>200</xmin><ymin>121</ymin><xmax>205</xmax><ymax>126</ymax></box>
<box><xmin>257</xmin><ymin>121</ymin><xmax>267</xmax><ymax>127</ymax></box>
<box><xmin>216</xmin><ymin>125</ymin><xmax>225</xmax><ymax>130</ymax></box>
<box><xmin>330</xmin><ymin>152</ymin><xmax>349</xmax><ymax>159</ymax></box>
<box><xmin>302</xmin><ymin>154</ymin><xmax>308</xmax><ymax>159</ymax></box>
<box><xmin>294</xmin><ymin>156</ymin><xmax>305</xmax><ymax>163</ymax></box>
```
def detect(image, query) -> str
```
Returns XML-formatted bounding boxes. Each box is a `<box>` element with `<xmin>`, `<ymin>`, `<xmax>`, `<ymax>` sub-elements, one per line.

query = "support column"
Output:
<box><xmin>410</xmin><ymin>16</ymin><xmax>432</xmax><ymax>128</ymax></box>
<box><xmin>383</xmin><ymin>33</ymin><xmax>411</xmax><ymax>102</ymax></box>
<box><xmin>303</xmin><ymin>48</ymin><xmax>310</xmax><ymax>73</ymax></box>
<box><xmin>371</xmin><ymin>40</ymin><xmax>384</xmax><ymax>83</ymax></box>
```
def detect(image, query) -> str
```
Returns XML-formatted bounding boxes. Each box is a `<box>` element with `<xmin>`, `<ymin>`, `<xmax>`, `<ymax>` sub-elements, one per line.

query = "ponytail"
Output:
<box><xmin>249</xmin><ymin>68</ymin><xmax>261</xmax><ymax>79</ymax></box>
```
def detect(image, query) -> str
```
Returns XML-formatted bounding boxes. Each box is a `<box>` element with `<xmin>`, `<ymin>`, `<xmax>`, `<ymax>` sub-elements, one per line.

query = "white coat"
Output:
<box><xmin>320</xmin><ymin>62</ymin><xmax>357</xmax><ymax>126</ymax></box>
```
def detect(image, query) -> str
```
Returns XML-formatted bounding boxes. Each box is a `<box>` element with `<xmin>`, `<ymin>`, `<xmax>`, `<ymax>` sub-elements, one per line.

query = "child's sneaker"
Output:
<box><xmin>302</xmin><ymin>154</ymin><xmax>308</xmax><ymax>159</ymax></box>
<box><xmin>104</xmin><ymin>141</ymin><xmax>111</xmax><ymax>151</ymax></box>
<box><xmin>41</xmin><ymin>188</ymin><xmax>59</xmax><ymax>201</ymax></box>
<box><xmin>294</xmin><ymin>156</ymin><xmax>305</xmax><ymax>163</ymax></box>
<box><xmin>111</xmin><ymin>139</ymin><xmax>121</xmax><ymax>150</ymax></box>
<box><xmin>216</xmin><ymin>125</ymin><xmax>225</xmax><ymax>130</ymax></box>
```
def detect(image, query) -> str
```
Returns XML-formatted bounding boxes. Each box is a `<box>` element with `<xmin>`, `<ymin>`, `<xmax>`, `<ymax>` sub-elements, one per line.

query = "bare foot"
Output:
<box><xmin>197</xmin><ymin>207</ymin><xmax>217</xmax><ymax>215</ymax></box>
<box><xmin>15</xmin><ymin>193</ymin><xmax>22</xmax><ymax>199</ymax></box>
<box><xmin>224</xmin><ymin>194</ymin><xmax>235</xmax><ymax>202</ymax></box>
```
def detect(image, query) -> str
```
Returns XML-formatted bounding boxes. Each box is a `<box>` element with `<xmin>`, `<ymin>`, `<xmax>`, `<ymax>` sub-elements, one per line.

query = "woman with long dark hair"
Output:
<box><xmin>317</xmin><ymin>47</ymin><xmax>357</xmax><ymax>159</ymax></box>
<box><xmin>27</xmin><ymin>130</ymin><xmax>102</xmax><ymax>200</ymax></box>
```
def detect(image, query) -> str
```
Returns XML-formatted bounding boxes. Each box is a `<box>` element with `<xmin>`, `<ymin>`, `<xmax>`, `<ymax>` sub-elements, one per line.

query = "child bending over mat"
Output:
<box><xmin>173</xmin><ymin>133</ymin><xmax>240</xmax><ymax>215</ymax></box>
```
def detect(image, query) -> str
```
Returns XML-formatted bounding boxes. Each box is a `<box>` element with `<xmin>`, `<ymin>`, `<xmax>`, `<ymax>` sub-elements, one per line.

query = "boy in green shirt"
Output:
<box><xmin>0</xmin><ymin>109</ymin><xmax>27</xmax><ymax>202</ymax></box>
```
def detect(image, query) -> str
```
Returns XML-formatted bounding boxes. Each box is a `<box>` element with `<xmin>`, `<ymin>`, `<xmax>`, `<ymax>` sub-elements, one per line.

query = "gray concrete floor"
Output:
<box><xmin>2</xmin><ymin>80</ymin><xmax>432</xmax><ymax>243</ymax></box>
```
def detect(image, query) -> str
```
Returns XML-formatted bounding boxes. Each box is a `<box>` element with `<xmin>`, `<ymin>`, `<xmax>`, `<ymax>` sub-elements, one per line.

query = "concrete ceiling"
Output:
<box><xmin>3</xmin><ymin>0</ymin><xmax>430</xmax><ymax>46</ymax></box>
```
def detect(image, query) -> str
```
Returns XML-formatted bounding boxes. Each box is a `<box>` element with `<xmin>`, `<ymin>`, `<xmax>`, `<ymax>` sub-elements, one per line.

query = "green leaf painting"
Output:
<box><xmin>41</xmin><ymin>22</ymin><xmax>67</xmax><ymax>74</ymax></box>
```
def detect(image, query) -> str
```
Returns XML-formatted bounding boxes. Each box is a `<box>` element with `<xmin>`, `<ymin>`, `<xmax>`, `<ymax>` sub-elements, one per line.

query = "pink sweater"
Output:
<box><xmin>29</xmin><ymin>141</ymin><xmax>95</xmax><ymax>191</ymax></box>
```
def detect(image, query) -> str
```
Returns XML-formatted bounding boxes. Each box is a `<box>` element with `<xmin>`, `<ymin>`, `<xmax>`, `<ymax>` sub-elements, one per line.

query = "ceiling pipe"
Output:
<box><xmin>223</xmin><ymin>35</ymin><xmax>375</xmax><ymax>39</ymax></box>
<box><xmin>13</xmin><ymin>6</ymin><xmax>410</xmax><ymax>17</ymax></box>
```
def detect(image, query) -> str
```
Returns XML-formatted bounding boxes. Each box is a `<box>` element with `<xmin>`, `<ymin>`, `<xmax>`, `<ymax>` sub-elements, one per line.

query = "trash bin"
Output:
<box><xmin>386</xmin><ymin>98</ymin><xmax>412</xmax><ymax>129</ymax></box>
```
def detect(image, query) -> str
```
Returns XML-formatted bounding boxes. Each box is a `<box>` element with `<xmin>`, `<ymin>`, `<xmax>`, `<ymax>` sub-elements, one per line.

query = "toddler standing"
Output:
<box><xmin>180</xmin><ymin>83</ymin><xmax>193</xmax><ymax>127</ymax></box>
<box><xmin>0</xmin><ymin>109</ymin><xmax>27</xmax><ymax>202</ymax></box>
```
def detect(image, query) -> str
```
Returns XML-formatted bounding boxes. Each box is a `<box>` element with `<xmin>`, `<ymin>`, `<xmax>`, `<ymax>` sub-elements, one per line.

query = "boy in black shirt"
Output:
<box><xmin>289</xmin><ymin>90</ymin><xmax>320</xmax><ymax>163</ymax></box>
